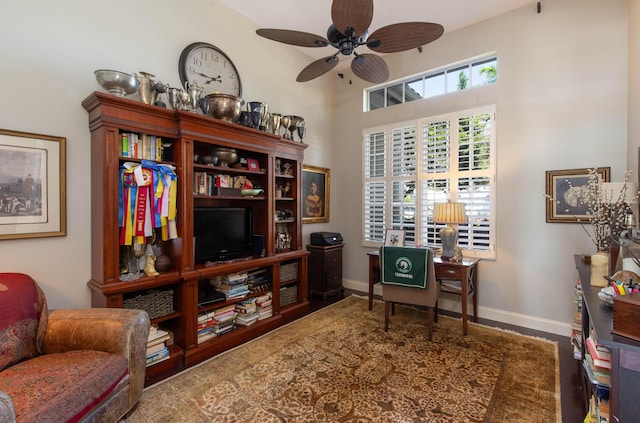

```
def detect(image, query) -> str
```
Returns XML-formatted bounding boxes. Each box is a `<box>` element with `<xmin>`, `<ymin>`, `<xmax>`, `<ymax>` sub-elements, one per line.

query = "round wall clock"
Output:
<box><xmin>178</xmin><ymin>42</ymin><xmax>242</xmax><ymax>98</ymax></box>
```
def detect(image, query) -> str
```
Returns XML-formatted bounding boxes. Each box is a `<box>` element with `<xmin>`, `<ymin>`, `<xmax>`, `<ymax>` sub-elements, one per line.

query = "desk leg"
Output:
<box><xmin>368</xmin><ymin>256</ymin><xmax>375</xmax><ymax>311</ymax></box>
<box><xmin>461</xmin><ymin>269</ymin><xmax>468</xmax><ymax>336</ymax></box>
<box><xmin>471</xmin><ymin>264</ymin><xmax>478</xmax><ymax>323</ymax></box>
<box><xmin>461</xmin><ymin>275</ymin><xmax>469</xmax><ymax>336</ymax></box>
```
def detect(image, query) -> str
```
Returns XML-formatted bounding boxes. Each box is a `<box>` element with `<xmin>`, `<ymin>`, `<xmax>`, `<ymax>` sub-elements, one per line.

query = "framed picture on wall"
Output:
<box><xmin>384</xmin><ymin>229</ymin><xmax>405</xmax><ymax>246</ymax></box>
<box><xmin>302</xmin><ymin>164</ymin><xmax>330</xmax><ymax>224</ymax></box>
<box><xmin>545</xmin><ymin>167</ymin><xmax>610</xmax><ymax>223</ymax></box>
<box><xmin>0</xmin><ymin>129</ymin><xmax>67</xmax><ymax>239</ymax></box>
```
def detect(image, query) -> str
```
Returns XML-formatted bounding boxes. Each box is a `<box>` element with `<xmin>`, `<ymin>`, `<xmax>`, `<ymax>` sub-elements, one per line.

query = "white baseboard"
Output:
<box><xmin>342</xmin><ymin>279</ymin><xmax>572</xmax><ymax>337</ymax></box>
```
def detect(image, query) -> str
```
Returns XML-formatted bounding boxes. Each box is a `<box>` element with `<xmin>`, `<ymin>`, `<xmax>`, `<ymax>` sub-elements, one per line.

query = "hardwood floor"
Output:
<box><xmin>308</xmin><ymin>289</ymin><xmax>585</xmax><ymax>423</ymax></box>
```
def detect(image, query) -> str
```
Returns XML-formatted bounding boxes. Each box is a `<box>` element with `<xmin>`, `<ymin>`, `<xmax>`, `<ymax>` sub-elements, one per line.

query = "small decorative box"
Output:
<box><xmin>612</xmin><ymin>292</ymin><xmax>640</xmax><ymax>341</ymax></box>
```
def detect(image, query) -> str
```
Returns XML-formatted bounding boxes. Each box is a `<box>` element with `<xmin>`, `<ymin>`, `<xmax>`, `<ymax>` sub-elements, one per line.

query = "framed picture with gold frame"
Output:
<box><xmin>302</xmin><ymin>164</ymin><xmax>329</xmax><ymax>224</ymax></box>
<box><xmin>0</xmin><ymin>129</ymin><xmax>66</xmax><ymax>239</ymax></box>
<box><xmin>545</xmin><ymin>167</ymin><xmax>610</xmax><ymax>223</ymax></box>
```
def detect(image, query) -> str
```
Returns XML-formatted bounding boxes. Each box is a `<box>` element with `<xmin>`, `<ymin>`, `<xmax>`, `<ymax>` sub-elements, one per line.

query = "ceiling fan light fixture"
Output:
<box><xmin>339</xmin><ymin>40</ymin><xmax>355</xmax><ymax>56</ymax></box>
<box><xmin>366</xmin><ymin>39</ymin><xmax>381</xmax><ymax>49</ymax></box>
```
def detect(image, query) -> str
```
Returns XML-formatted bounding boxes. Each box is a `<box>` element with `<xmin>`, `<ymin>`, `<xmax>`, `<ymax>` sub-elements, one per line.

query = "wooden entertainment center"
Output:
<box><xmin>82</xmin><ymin>92</ymin><xmax>309</xmax><ymax>384</ymax></box>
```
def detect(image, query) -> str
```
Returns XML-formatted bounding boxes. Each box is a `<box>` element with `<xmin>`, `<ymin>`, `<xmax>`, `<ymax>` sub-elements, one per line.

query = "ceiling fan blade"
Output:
<box><xmin>368</xmin><ymin>22</ymin><xmax>444</xmax><ymax>54</ymax></box>
<box><xmin>351</xmin><ymin>54</ymin><xmax>389</xmax><ymax>84</ymax></box>
<box><xmin>331</xmin><ymin>0</ymin><xmax>373</xmax><ymax>37</ymax></box>
<box><xmin>297</xmin><ymin>56</ymin><xmax>340</xmax><ymax>82</ymax></box>
<box><xmin>256</xmin><ymin>28</ymin><xmax>329</xmax><ymax>47</ymax></box>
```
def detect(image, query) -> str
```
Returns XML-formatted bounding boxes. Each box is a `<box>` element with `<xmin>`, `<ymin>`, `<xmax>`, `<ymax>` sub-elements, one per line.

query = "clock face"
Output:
<box><xmin>178</xmin><ymin>42</ymin><xmax>242</xmax><ymax>98</ymax></box>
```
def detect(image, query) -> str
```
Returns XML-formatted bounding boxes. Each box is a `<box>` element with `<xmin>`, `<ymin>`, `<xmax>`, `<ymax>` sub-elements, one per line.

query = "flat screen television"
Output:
<box><xmin>193</xmin><ymin>207</ymin><xmax>252</xmax><ymax>264</ymax></box>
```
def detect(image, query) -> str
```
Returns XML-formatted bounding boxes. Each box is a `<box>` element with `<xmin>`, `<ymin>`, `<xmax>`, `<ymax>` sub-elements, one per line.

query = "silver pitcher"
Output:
<box><xmin>136</xmin><ymin>71</ymin><xmax>157</xmax><ymax>105</ymax></box>
<box><xmin>184</xmin><ymin>81</ymin><xmax>204</xmax><ymax>113</ymax></box>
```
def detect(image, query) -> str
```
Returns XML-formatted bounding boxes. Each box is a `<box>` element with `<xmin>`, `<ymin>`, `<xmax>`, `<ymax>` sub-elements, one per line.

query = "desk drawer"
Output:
<box><xmin>435</xmin><ymin>264</ymin><xmax>464</xmax><ymax>281</ymax></box>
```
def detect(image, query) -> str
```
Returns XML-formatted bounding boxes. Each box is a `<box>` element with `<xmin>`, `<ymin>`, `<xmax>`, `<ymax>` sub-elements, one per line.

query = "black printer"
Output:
<box><xmin>310</xmin><ymin>232</ymin><xmax>343</xmax><ymax>246</ymax></box>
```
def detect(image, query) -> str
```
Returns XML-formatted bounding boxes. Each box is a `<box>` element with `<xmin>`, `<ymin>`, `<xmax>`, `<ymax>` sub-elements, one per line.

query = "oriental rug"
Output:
<box><xmin>128</xmin><ymin>295</ymin><xmax>560</xmax><ymax>422</ymax></box>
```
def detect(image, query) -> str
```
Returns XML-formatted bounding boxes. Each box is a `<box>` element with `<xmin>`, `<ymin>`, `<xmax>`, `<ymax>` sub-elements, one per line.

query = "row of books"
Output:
<box><xmin>193</xmin><ymin>172</ymin><xmax>255</xmax><ymax>196</ymax></box>
<box><xmin>146</xmin><ymin>326</ymin><xmax>172</xmax><ymax>367</ymax></box>
<box><xmin>572</xmin><ymin>278</ymin><xmax>583</xmax><ymax>360</ymax></box>
<box><xmin>121</xmin><ymin>133</ymin><xmax>169</xmax><ymax>161</ymax></box>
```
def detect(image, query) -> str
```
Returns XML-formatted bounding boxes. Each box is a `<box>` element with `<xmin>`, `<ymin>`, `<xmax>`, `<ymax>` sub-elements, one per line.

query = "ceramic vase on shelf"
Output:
<box><xmin>590</xmin><ymin>250</ymin><xmax>610</xmax><ymax>287</ymax></box>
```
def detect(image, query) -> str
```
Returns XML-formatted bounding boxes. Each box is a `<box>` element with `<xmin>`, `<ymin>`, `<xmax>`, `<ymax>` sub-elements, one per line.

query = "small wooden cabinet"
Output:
<box><xmin>307</xmin><ymin>244</ymin><xmax>344</xmax><ymax>299</ymax></box>
<box><xmin>82</xmin><ymin>92</ymin><xmax>309</xmax><ymax>385</ymax></box>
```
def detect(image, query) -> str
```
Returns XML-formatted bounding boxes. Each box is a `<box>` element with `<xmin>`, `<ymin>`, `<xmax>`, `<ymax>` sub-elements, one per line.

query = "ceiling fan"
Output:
<box><xmin>256</xmin><ymin>0</ymin><xmax>444</xmax><ymax>84</ymax></box>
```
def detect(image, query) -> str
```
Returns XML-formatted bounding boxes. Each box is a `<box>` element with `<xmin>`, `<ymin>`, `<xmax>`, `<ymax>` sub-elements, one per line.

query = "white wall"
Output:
<box><xmin>0</xmin><ymin>0</ymin><xmax>334</xmax><ymax>308</ymax></box>
<box><xmin>333</xmin><ymin>0</ymin><xmax>629</xmax><ymax>335</ymax></box>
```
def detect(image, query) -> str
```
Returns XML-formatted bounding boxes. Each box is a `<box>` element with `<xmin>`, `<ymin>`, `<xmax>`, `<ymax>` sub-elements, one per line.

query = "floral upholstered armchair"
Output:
<box><xmin>0</xmin><ymin>273</ymin><xmax>150</xmax><ymax>423</ymax></box>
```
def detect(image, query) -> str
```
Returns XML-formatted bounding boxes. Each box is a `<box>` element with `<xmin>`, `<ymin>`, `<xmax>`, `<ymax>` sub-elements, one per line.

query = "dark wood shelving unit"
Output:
<box><xmin>82</xmin><ymin>92</ymin><xmax>309</xmax><ymax>385</ymax></box>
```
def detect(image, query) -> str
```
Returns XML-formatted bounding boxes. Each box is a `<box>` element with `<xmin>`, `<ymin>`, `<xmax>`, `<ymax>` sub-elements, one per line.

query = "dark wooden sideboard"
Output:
<box><xmin>575</xmin><ymin>254</ymin><xmax>640</xmax><ymax>421</ymax></box>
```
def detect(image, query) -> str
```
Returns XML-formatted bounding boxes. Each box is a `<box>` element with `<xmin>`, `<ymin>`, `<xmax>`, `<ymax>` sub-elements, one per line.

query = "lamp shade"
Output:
<box><xmin>433</xmin><ymin>202</ymin><xmax>468</xmax><ymax>225</ymax></box>
<box><xmin>601</xmin><ymin>182</ymin><xmax>638</xmax><ymax>204</ymax></box>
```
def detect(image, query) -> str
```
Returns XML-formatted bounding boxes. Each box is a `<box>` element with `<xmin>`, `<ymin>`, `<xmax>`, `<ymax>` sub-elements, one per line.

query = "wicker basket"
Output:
<box><xmin>280</xmin><ymin>285</ymin><xmax>298</xmax><ymax>307</ymax></box>
<box><xmin>280</xmin><ymin>262</ymin><xmax>298</xmax><ymax>282</ymax></box>
<box><xmin>123</xmin><ymin>289</ymin><xmax>174</xmax><ymax>320</ymax></box>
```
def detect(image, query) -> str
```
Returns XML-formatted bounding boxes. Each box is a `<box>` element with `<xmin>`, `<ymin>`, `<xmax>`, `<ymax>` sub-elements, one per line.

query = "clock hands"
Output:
<box><xmin>196</xmin><ymin>72</ymin><xmax>222</xmax><ymax>85</ymax></box>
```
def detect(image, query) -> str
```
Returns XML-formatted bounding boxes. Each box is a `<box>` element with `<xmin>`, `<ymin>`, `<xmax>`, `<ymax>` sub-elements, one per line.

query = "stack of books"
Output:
<box><xmin>572</xmin><ymin>278</ymin><xmax>583</xmax><ymax>360</ymax></box>
<box><xmin>146</xmin><ymin>326</ymin><xmax>171</xmax><ymax>366</ymax></box>
<box><xmin>247</xmin><ymin>268</ymin><xmax>272</xmax><ymax>293</ymax></box>
<box><xmin>197</xmin><ymin>309</ymin><xmax>217</xmax><ymax>344</ymax></box>
<box><xmin>235</xmin><ymin>297</ymin><xmax>260</xmax><ymax>326</ymax></box>
<box><xmin>583</xmin><ymin>334</ymin><xmax>611</xmax><ymax>422</ymax></box>
<box><xmin>212</xmin><ymin>304</ymin><xmax>237</xmax><ymax>335</ymax></box>
<box><xmin>218</xmin><ymin>272</ymin><xmax>250</xmax><ymax>299</ymax></box>
<box><xmin>256</xmin><ymin>292</ymin><xmax>273</xmax><ymax>320</ymax></box>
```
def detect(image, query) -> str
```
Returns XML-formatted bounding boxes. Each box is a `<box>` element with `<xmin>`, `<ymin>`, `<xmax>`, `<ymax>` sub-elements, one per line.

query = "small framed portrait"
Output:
<box><xmin>302</xmin><ymin>164</ymin><xmax>329</xmax><ymax>224</ymax></box>
<box><xmin>247</xmin><ymin>158</ymin><xmax>259</xmax><ymax>172</ymax></box>
<box><xmin>545</xmin><ymin>167</ymin><xmax>610</xmax><ymax>223</ymax></box>
<box><xmin>385</xmin><ymin>229</ymin><xmax>405</xmax><ymax>246</ymax></box>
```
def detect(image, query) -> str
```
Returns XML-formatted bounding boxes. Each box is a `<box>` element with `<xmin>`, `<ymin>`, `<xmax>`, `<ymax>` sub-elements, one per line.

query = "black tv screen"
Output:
<box><xmin>194</xmin><ymin>207</ymin><xmax>252</xmax><ymax>264</ymax></box>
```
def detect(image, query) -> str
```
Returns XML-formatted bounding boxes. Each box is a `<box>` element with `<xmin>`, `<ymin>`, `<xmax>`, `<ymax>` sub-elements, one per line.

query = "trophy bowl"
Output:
<box><xmin>206</xmin><ymin>94</ymin><xmax>244</xmax><ymax>123</ymax></box>
<box><xmin>282</xmin><ymin>115</ymin><xmax>304</xmax><ymax>140</ymax></box>
<box><xmin>211</xmin><ymin>147</ymin><xmax>238</xmax><ymax>167</ymax></box>
<box><xmin>94</xmin><ymin>69</ymin><xmax>139</xmax><ymax>97</ymax></box>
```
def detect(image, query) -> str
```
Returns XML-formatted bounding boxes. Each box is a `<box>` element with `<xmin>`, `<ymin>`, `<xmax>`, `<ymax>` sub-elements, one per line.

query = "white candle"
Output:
<box><xmin>590</xmin><ymin>252</ymin><xmax>609</xmax><ymax>287</ymax></box>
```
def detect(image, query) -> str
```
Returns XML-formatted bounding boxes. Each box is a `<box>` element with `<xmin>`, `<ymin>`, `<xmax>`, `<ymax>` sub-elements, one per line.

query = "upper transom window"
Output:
<box><xmin>366</xmin><ymin>54</ymin><xmax>497</xmax><ymax>111</ymax></box>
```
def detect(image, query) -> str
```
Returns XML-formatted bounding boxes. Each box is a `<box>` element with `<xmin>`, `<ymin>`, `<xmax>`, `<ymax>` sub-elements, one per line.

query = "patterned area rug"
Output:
<box><xmin>128</xmin><ymin>295</ymin><xmax>560</xmax><ymax>422</ymax></box>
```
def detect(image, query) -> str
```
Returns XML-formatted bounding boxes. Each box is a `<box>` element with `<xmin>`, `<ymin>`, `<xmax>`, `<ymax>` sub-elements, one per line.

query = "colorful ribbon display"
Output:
<box><xmin>119</xmin><ymin>160</ymin><xmax>178</xmax><ymax>245</ymax></box>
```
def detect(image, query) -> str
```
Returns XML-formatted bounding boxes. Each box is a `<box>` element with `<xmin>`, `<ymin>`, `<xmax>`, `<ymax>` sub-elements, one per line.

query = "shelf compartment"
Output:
<box><xmin>123</xmin><ymin>288</ymin><xmax>175</xmax><ymax>320</ymax></box>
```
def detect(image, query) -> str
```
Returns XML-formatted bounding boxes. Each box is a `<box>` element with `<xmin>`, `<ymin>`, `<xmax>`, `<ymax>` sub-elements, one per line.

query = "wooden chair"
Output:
<box><xmin>381</xmin><ymin>247</ymin><xmax>439</xmax><ymax>340</ymax></box>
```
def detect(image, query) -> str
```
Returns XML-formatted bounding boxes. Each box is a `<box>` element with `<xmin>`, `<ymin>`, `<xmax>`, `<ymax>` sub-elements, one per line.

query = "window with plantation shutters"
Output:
<box><xmin>362</xmin><ymin>106</ymin><xmax>496</xmax><ymax>259</ymax></box>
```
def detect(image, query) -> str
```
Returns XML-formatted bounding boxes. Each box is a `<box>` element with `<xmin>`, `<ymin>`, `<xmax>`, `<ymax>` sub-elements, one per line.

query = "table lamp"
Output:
<box><xmin>434</xmin><ymin>201</ymin><xmax>468</xmax><ymax>260</ymax></box>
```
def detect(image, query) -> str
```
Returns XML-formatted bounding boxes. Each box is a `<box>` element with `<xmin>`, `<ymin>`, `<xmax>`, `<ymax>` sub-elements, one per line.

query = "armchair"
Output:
<box><xmin>380</xmin><ymin>247</ymin><xmax>439</xmax><ymax>340</ymax></box>
<box><xmin>0</xmin><ymin>273</ymin><xmax>150</xmax><ymax>423</ymax></box>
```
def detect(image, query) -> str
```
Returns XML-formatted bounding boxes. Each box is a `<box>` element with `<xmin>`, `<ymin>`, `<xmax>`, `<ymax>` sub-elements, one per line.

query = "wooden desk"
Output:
<box><xmin>367</xmin><ymin>250</ymin><xmax>479</xmax><ymax>335</ymax></box>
